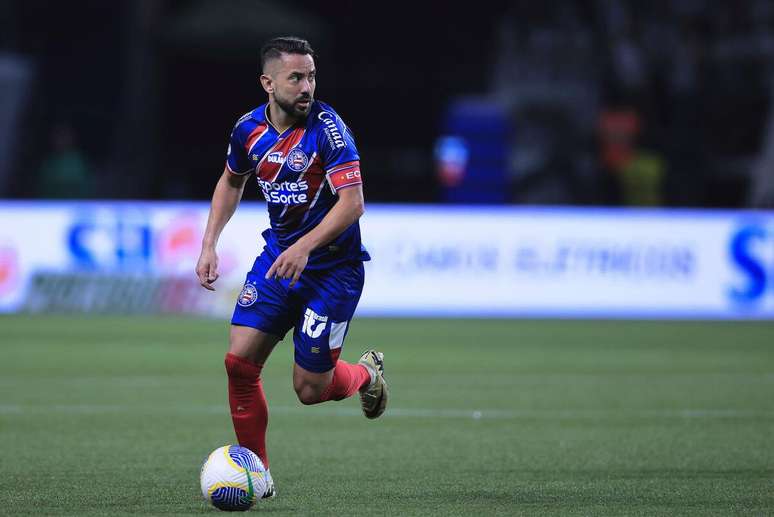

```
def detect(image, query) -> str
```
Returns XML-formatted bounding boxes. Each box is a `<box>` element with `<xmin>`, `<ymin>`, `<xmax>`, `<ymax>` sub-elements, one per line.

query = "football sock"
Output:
<box><xmin>319</xmin><ymin>360</ymin><xmax>371</xmax><ymax>402</ymax></box>
<box><xmin>225</xmin><ymin>353</ymin><xmax>269</xmax><ymax>468</ymax></box>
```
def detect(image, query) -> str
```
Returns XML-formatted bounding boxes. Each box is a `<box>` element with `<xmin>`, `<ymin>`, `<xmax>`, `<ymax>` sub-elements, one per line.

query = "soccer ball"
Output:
<box><xmin>200</xmin><ymin>445</ymin><xmax>267</xmax><ymax>511</ymax></box>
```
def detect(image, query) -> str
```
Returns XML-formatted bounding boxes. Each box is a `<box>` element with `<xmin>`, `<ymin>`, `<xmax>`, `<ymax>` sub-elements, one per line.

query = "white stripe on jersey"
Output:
<box><xmin>301</xmin><ymin>184</ymin><xmax>325</xmax><ymax>225</ymax></box>
<box><xmin>246</xmin><ymin>125</ymin><xmax>271</xmax><ymax>158</ymax></box>
<box><xmin>277</xmin><ymin>151</ymin><xmax>318</xmax><ymax>220</ymax></box>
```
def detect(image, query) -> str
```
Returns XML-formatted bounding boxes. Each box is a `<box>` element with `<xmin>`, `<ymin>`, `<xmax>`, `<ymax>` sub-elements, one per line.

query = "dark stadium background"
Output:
<box><xmin>2</xmin><ymin>0</ymin><xmax>772</xmax><ymax>206</ymax></box>
<box><xmin>1</xmin><ymin>0</ymin><xmax>506</xmax><ymax>202</ymax></box>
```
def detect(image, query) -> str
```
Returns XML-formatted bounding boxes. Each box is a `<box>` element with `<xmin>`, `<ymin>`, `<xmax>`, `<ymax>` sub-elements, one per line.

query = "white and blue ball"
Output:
<box><xmin>200</xmin><ymin>445</ymin><xmax>267</xmax><ymax>511</ymax></box>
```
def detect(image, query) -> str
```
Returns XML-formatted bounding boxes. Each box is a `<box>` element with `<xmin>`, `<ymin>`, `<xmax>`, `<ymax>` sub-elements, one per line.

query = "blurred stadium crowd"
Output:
<box><xmin>0</xmin><ymin>0</ymin><xmax>772</xmax><ymax>207</ymax></box>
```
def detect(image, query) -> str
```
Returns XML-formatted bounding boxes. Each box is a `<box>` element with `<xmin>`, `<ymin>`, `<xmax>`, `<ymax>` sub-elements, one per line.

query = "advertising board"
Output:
<box><xmin>0</xmin><ymin>202</ymin><xmax>771</xmax><ymax>319</ymax></box>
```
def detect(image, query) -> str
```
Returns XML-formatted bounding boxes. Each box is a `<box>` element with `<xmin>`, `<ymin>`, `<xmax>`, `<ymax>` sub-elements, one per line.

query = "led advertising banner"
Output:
<box><xmin>0</xmin><ymin>202</ymin><xmax>772</xmax><ymax>318</ymax></box>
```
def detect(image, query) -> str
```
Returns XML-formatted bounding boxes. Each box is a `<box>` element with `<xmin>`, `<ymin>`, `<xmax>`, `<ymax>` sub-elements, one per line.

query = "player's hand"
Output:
<box><xmin>265</xmin><ymin>243</ymin><xmax>310</xmax><ymax>288</ymax></box>
<box><xmin>196</xmin><ymin>247</ymin><xmax>220</xmax><ymax>291</ymax></box>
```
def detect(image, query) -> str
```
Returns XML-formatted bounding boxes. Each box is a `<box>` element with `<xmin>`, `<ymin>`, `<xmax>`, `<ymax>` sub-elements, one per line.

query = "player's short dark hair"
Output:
<box><xmin>260</xmin><ymin>36</ymin><xmax>315</xmax><ymax>73</ymax></box>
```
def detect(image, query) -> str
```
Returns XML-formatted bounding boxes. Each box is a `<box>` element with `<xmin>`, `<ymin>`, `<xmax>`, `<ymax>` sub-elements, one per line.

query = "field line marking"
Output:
<box><xmin>1</xmin><ymin>404</ymin><xmax>773</xmax><ymax>420</ymax></box>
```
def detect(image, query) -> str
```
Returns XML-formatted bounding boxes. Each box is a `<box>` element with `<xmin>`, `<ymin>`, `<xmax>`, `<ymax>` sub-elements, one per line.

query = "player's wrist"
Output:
<box><xmin>292</xmin><ymin>239</ymin><xmax>314</xmax><ymax>255</ymax></box>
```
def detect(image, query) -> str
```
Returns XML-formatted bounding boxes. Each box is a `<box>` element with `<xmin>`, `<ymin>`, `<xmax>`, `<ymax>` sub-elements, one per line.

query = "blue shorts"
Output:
<box><xmin>231</xmin><ymin>252</ymin><xmax>365</xmax><ymax>373</ymax></box>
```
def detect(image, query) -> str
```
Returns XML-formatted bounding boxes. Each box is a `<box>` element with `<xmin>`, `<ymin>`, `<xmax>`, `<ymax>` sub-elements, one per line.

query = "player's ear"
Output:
<box><xmin>260</xmin><ymin>74</ymin><xmax>273</xmax><ymax>95</ymax></box>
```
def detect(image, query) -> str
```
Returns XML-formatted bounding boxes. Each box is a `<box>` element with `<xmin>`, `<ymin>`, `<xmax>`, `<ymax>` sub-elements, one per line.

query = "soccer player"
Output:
<box><xmin>195</xmin><ymin>36</ymin><xmax>388</xmax><ymax>498</ymax></box>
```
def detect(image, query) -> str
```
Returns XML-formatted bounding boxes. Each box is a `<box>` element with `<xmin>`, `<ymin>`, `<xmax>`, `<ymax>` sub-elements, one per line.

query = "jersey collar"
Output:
<box><xmin>256</xmin><ymin>103</ymin><xmax>312</xmax><ymax>136</ymax></box>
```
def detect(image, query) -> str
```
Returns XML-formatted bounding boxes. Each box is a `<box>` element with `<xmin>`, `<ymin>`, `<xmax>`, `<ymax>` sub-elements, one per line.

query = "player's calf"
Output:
<box><xmin>225</xmin><ymin>353</ymin><xmax>270</xmax><ymax>467</ymax></box>
<box><xmin>293</xmin><ymin>360</ymin><xmax>370</xmax><ymax>404</ymax></box>
<box><xmin>294</xmin><ymin>383</ymin><xmax>327</xmax><ymax>405</ymax></box>
<box><xmin>292</xmin><ymin>363</ymin><xmax>333</xmax><ymax>404</ymax></box>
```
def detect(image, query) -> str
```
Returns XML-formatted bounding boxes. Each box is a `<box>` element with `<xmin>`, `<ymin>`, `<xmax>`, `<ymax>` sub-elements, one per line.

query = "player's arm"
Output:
<box><xmin>196</xmin><ymin>168</ymin><xmax>250</xmax><ymax>291</ymax></box>
<box><xmin>265</xmin><ymin>184</ymin><xmax>364</xmax><ymax>287</ymax></box>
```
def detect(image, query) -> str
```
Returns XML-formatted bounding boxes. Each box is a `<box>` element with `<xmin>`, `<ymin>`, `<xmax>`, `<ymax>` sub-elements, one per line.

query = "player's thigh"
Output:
<box><xmin>292</xmin><ymin>261</ymin><xmax>364</xmax><ymax>375</ymax></box>
<box><xmin>229</xmin><ymin>325</ymin><xmax>281</xmax><ymax>365</ymax></box>
<box><xmin>230</xmin><ymin>252</ymin><xmax>299</xmax><ymax>363</ymax></box>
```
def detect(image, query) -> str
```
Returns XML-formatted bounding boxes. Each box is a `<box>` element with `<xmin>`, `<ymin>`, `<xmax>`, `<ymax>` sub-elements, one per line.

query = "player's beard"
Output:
<box><xmin>275</xmin><ymin>92</ymin><xmax>313</xmax><ymax>120</ymax></box>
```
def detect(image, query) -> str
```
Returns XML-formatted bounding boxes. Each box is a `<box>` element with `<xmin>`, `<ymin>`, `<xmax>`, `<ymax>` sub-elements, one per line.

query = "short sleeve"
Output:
<box><xmin>318</xmin><ymin>110</ymin><xmax>362</xmax><ymax>192</ymax></box>
<box><xmin>225</xmin><ymin>123</ymin><xmax>253</xmax><ymax>175</ymax></box>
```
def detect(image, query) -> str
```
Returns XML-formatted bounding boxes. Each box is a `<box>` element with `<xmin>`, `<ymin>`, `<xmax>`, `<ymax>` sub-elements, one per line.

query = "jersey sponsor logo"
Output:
<box><xmin>266</xmin><ymin>151</ymin><xmax>285</xmax><ymax>164</ymax></box>
<box><xmin>318</xmin><ymin>111</ymin><xmax>346</xmax><ymax>150</ymax></box>
<box><xmin>237</xmin><ymin>283</ymin><xmax>258</xmax><ymax>307</ymax></box>
<box><xmin>302</xmin><ymin>308</ymin><xmax>328</xmax><ymax>338</ymax></box>
<box><xmin>257</xmin><ymin>179</ymin><xmax>309</xmax><ymax>205</ymax></box>
<box><xmin>286</xmin><ymin>148</ymin><xmax>309</xmax><ymax>172</ymax></box>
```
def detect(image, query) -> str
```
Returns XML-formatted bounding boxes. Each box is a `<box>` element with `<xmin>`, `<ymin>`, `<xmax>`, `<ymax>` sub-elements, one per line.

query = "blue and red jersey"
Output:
<box><xmin>226</xmin><ymin>101</ymin><xmax>370</xmax><ymax>269</ymax></box>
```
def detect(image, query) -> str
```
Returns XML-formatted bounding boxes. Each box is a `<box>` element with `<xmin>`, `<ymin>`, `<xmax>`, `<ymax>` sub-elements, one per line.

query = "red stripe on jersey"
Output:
<box><xmin>244</xmin><ymin>123</ymin><xmax>269</xmax><ymax>154</ymax></box>
<box><xmin>327</xmin><ymin>161</ymin><xmax>362</xmax><ymax>192</ymax></box>
<box><xmin>256</xmin><ymin>127</ymin><xmax>306</xmax><ymax>181</ymax></box>
<box><xmin>283</xmin><ymin>155</ymin><xmax>326</xmax><ymax>227</ymax></box>
<box><xmin>302</xmin><ymin>156</ymin><xmax>326</xmax><ymax>206</ymax></box>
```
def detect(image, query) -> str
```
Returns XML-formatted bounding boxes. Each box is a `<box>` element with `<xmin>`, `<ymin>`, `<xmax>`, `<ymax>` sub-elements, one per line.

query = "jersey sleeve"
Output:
<box><xmin>225</xmin><ymin>121</ymin><xmax>253</xmax><ymax>175</ymax></box>
<box><xmin>318</xmin><ymin>111</ymin><xmax>363</xmax><ymax>193</ymax></box>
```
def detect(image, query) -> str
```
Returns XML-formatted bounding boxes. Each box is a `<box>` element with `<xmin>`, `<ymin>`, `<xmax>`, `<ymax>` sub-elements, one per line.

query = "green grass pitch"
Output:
<box><xmin>1</xmin><ymin>315</ymin><xmax>773</xmax><ymax>516</ymax></box>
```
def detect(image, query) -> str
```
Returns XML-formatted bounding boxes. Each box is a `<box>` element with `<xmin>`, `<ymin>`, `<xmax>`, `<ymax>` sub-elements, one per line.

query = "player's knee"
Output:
<box><xmin>294</xmin><ymin>383</ymin><xmax>323</xmax><ymax>405</ymax></box>
<box><xmin>225</xmin><ymin>352</ymin><xmax>262</xmax><ymax>380</ymax></box>
<box><xmin>228</xmin><ymin>325</ymin><xmax>279</xmax><ymax>365</ymax></box>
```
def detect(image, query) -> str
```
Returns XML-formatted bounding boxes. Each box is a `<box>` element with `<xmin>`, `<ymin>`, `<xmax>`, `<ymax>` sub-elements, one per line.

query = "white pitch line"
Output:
<box><xmin>0</xmin><ymin>404</ymin><xmax>773</xmax><ymax>420</ymax></box>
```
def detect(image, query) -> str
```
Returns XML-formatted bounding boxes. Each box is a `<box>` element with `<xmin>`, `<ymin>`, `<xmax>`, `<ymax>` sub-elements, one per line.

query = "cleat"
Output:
<box><xmin>358</xmin><ymin>349</ymin><xmax>389</xmax><ymax>419</ymax></box>
<box><xmin>261</xmin><ymin>469</ymin><xmax>276</xmax><ymax>499</ymax></box>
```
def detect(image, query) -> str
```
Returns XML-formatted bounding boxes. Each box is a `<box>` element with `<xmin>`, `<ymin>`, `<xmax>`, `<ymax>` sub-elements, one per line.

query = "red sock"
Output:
<box><xmin>319</xmin><ymin>360</ymin><xmax>371</xmax><ymax>402</ymax></box>
<box><xmin>225</xmin><ymin>353</ymin><xmax>269</xmax><ymax>468</ymax></box>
